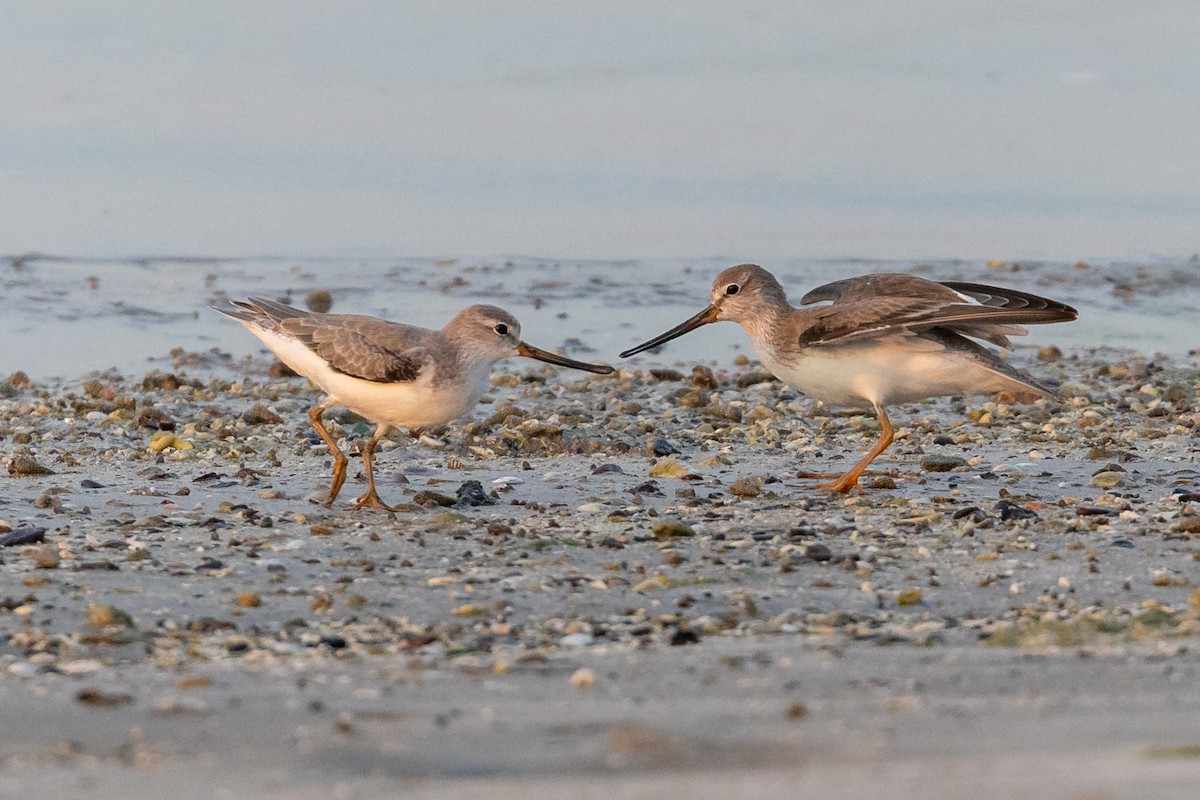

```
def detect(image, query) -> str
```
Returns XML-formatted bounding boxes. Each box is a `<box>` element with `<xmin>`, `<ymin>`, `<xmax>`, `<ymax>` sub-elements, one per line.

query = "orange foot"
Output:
<box><xmin>353</xmin><ymin>492</ymin><xmax>401</xmax><ymax>513</ymax></box>
<box><xmin>816</xmin><ymin>476</ymin><xmax>861</xmax><ymax>495</ymax></box>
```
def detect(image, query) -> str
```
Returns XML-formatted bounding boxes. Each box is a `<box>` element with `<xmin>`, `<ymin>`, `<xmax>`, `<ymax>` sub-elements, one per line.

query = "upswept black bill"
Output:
<box><xmin>517</xmin><ymin>342</ymin><xmax>614</xmax><ymax>374</ymax></box>
<box><xmin>619</xmin><ymin>305</ymin><xmax>719</xmax><ymax>358</ymax></box>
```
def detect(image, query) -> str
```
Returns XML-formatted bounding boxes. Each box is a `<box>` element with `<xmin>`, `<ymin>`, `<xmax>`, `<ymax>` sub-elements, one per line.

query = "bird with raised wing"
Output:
<box><xmin>217</xmin><ymin>298</ymin><xmax>613</xmax><ymax>511</ymax></box>
<box><xmin>620</xmin><ymin>264</ymin><xmax>1077</xmax><ymax>493</ymax></box>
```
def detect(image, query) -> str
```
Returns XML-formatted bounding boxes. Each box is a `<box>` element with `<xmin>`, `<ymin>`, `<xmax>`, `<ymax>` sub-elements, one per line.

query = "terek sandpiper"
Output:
<box><xmin>217</xmin><ymin>297</ymin><xmax>613</xmax><ymax>511</ymax></box>
<box><xmin>620</xmin><ymin>264</ymin><xmax>1077</xmax><ymax>493</ymax></box>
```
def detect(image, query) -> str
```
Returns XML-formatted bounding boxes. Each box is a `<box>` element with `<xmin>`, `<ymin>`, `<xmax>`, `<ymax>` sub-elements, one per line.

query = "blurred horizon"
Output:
<box><xmin>2</xmin><ymin>2</ymin><xmax>1198</xmax><ymax>262</ymax></box>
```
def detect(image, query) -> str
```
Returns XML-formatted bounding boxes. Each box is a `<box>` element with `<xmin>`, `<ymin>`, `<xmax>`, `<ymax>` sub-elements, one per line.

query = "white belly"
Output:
<box><xmin>247</xmin><ymin>326</ymin><xmax>491</xmax><ymax>428</ymax></box>
<box><xmin>756</xmin><ymin>341</ymin><xmax>1014</xmax><ymax>408</ymax></box>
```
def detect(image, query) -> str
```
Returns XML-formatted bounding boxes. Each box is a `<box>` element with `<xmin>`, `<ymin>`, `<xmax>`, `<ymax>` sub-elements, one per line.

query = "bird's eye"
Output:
<box><xmin>493</xmin><ymin>323</ymin><xmax>509</xmax><ymax>336</ymax></box>
<box><xmin>725</xmin><ymin>284</ymin><xmax>740</xmax><ymax>296</ymax></box>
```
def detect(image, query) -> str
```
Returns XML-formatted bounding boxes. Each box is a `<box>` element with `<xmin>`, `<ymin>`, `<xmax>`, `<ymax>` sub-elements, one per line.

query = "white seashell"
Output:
<box><xmin>492</xmin><ymin>476</ymin><xmax>524</xmax><ymax>486</ymax></box>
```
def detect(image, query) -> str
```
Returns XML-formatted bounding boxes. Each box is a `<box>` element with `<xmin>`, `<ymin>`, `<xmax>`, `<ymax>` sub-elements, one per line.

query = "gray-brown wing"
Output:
<box><xmin>278</xmin><ymin>315</ymin><xmax>432</xmax><ymax>383</ymax></box>
<box><xmin>214</xmin><ymin>296</ymin><xmax>311</xmax><ymax>328</ymax></box>
<box><xmin>799</xmin><ymin>273</ymin><xmax>967</xmax><ymax>306</ymax></box>
<box><xmin>796</xmin><ymin>274</ymin><xmax>1076</xmax><ymax>348</ymax></box>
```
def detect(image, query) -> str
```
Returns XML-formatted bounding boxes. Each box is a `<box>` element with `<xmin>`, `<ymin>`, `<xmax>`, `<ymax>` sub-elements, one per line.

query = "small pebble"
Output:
<box><xmin>136</xmin><ymin>407</ymin><xmax>176</xmax><ymax>430</ymax></box>
<box><xmin>652</xmin><ymin>520</ymin><xmax>696</xmax><ymax>539</ymax></box>
<box><xmin>242</xmin><ymin>404</ymin><xmax>284</xmax><ymax>425</ymax></box>
<box><xmin>560</xmin><ymin>633</ymin><xmax>595</xmax><ymax>647</ymax></box>
<box><xmin>76</xmin><ymin>688</ymin><xmax>134</xmax><ymax>708</ymax></box>
<box><xmin>649</xmin><ymin>438</ymin><xmax>680</xmax><ymax>457</ymax></box>
<box><xmin>1171</xmin><ymin>518</ymin><xmax>1200</xmax><ymax>534</ymax></box>
<box><xmin>5</xmin><ymin>453</ymin><xmax>54</xmax><ymax>476</ymax></box>
<box><xmin>690</xmin><ymin>365</ymin><xmax>717</xmax><ymax>389</ymax></box>
<box><xmin>86</xmin><ymin>604</ymin><xmax>135</xmax><ymax>627</ymax></box>
<box><xmin>785</xmin><ymin>701</ymin><xmax>809</xmax><ymax>721</ymax></box>
<box><xmin>569</xmin><ymin>668</ymin><xmax>596</xmax><ymax>689</ymax></box>
<box><xmin>305</xmin><ymin>289</ymin><xmax>333</xmax><ymax>313</ymax></box>
<box><xmin>0</xmin><ymin>527</ymin><xmax>46</xmax><ymax>547</ymax></box>
<box><xmin>456</xmin><ymin>480</ymin><xmax>494</xmax><ymax>506</ymax></box>
<box><xmin>729</xmin><ymin>476</ymin><xmax>763</xmax><ymax>497</ymax></box>
<box><xmin>920</xmin><ymin>454</ymin><xmax>967</xmax><ymax>473</ymax></box>
<box><xmin>32</xmin><ymin>546</ymin><xmax>59</xmax><ymax>569</ymax></box>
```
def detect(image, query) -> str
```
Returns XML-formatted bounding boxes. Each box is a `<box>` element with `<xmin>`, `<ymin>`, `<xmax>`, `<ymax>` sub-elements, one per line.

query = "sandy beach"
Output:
<box><xmin>5</xmin><ymin>4</ymin><xmax>1200</xmax><ymax>795</ymax></box>
<box><xmin>2</xmin><ymin>313</ymin><xmax>1199</xmax><ymax>797</ymax></box>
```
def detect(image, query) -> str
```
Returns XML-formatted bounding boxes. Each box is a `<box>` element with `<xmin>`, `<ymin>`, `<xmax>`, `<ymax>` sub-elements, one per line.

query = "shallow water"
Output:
<box><xmin>3</xmin><ymin>5</ymin><xmax>1200</xmax><ymax>260</ymax></box>
<box><xmin>2</xmin><ymin>255</ymin><xmax>1195</xmax><ymax>381</ymax></box>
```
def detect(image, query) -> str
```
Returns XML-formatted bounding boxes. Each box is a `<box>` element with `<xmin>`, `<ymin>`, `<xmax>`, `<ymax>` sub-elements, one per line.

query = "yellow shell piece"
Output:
<box><xmin>148</xmin><ymin>431</ymin><xmax>193</xmax><ymax>452</ymax></box>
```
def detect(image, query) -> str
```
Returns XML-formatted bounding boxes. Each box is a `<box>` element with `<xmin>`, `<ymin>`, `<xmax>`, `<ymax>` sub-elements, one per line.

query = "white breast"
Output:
<box><xmin>755</xmin><ymin>339</ymin><xmax>1019</xmax><ymax>409</ymax></box>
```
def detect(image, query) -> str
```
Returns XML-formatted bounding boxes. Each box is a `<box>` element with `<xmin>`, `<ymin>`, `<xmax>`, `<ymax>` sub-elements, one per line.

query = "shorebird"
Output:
<box><xmin>217</xmin><ymin>298</ymin><xmax>613</xmax><ymax>511</ymax></box>
<box><xmin>620</xmin><ymin>265</ymin><xmax>1077</xmax><ymax>493</ymax></box>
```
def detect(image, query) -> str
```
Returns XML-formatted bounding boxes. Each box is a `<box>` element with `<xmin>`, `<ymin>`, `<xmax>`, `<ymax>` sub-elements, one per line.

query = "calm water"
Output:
<box><xmin>2</xmin><ymin>256</ymin><xmax>1195</xmax><ymax>380</ymax></box>
<box><xmin>1</xmin><ymin>4</ymin><xmax>1199</xmax><ymax>260</ymax></box>
<box><xmin>3</xmin><ymin>5</ymin><xmax>1198</xmax><ymax>376</ymax></box>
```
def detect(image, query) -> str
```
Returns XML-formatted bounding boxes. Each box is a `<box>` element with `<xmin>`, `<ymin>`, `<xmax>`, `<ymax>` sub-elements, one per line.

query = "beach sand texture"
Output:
<box><xmin>2</xmin><ymin>257</ymin><xmax>1200</xmax><ymax>798</ymax></box>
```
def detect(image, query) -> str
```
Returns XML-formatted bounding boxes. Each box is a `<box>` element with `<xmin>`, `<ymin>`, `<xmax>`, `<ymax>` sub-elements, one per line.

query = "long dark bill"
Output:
<box><xmin>518</xmin><ymin>342</ymin><xmax>614</xmax><ymax>374</ymax></box>
<box><xmin>619</xmin><ymin>305</ymin><xmax>719</xmax><ymax>358</ymax></box>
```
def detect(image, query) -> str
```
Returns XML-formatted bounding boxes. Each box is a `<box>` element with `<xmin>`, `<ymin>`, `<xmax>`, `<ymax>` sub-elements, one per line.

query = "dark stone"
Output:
<box><xmin>0</xmin><ymin>527</ymin><xmax>46</xmax><ymax>547</ymax></box>
<box><xmin>650</xmin><ymin>438</ymin><xmax>680</xmax><ymax>457</ymax></box>
<box><xmin>78</xmin><ymin>560</ymin><xmax>120</xmax><ymax>571</ymax></box>
<box><xmin>804</xmin><ymin>543</ymin><xmax>834</xmax><ymax>562</ymax></box>
<box><xmin>1076</xmin><ymin>505</ymin><xmax>1118</xmax><ymax>517</ymax></box>
<box><xmin>455</xmin><ymin>481</ymin><xmax>495</xmax><ymax>507</ymax></box>
<box><xmin>994</xmin><ymin>500</ymin><xmax>1040</xmax><ymax>521</ymax></box>
<box><xmin>136</xmin><ymin>407</ymin><xmax>176</xmax><ymax>431</ymax></box>
<box><xmin>669</xmin><ymin>628</ymin><xmax>701</xmax><ymax>646</ymax></box>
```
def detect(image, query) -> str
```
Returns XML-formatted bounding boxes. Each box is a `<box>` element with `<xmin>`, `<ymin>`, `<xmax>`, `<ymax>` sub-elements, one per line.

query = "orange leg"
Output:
<box><xmin>818</xmin><ymin>403</ymin><xmax>895</xmax><ymax>494</ymax></box>
<box><xmin>308</xmin><ymin>401</ymin><xmax>349</xmax><ymax>506</ymax></box>
<box><xmin>354</xmin><ymin>423</ymin><xmax>401</xmax><ymax>512</ymax></box>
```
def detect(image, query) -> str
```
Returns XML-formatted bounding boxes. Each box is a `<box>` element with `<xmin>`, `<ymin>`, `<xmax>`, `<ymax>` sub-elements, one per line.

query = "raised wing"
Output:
<box><xmin>795</xmin><ymin>274</ymin><xmax>1076</xmax><ymax>348</ymax></box>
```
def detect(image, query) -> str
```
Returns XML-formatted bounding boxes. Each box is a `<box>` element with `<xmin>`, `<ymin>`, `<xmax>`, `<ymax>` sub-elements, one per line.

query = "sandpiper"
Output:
<box><xmin>620</xmin><ymin>265</ymin><xmax>1077</xmax><ymax>493</ymax></box>
<box><xmin>217</xmin><ymin>297</ymin><xmax>613</xmax><ymax>511</ymax></box>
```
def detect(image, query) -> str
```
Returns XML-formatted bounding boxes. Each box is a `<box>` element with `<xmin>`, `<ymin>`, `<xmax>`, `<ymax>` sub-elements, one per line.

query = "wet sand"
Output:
<box><xmin>2</xmin><ymin>338</ymin><xmax>1199</xmax><ymax>798</ymax></box>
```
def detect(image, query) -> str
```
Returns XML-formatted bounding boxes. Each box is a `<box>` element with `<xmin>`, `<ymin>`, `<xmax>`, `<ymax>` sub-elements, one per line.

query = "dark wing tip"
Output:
<box><xmin>210</xmin><ymin>299</ymin><xmax>262</xmax><ymax>323</ymax></box>
<box><xmin>941</xmin><ymin>281</ymin><xmax>1078</xmax><ymax>322</ymax></box>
